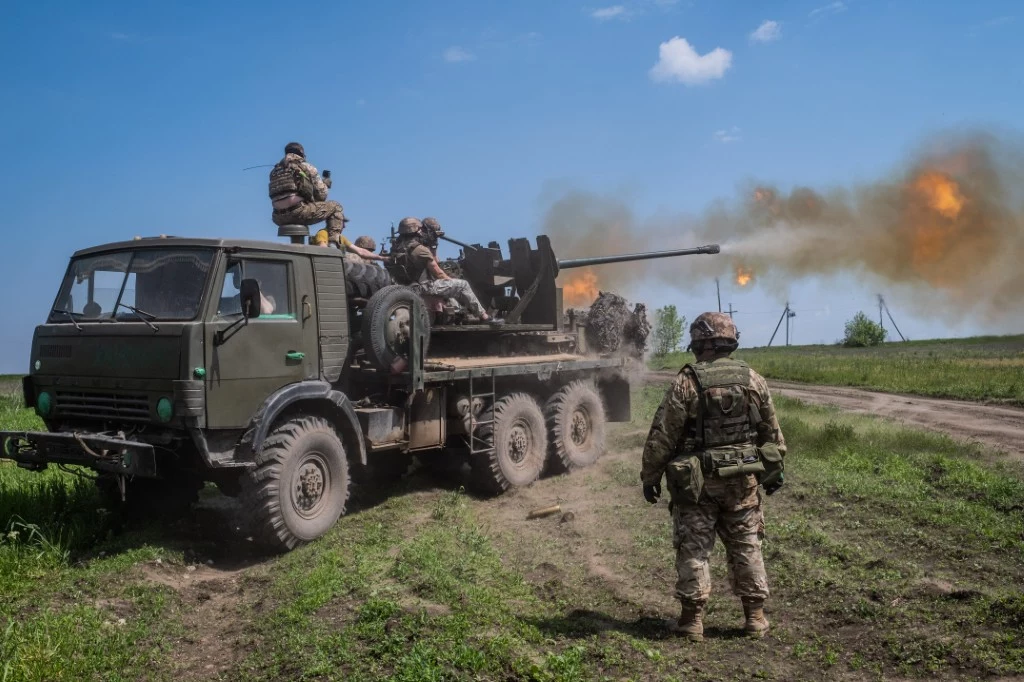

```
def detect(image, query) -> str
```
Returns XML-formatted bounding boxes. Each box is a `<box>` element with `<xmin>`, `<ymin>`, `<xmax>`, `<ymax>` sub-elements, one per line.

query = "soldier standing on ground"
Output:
<box><xmin>395</xmin><ymin>217</ymin><xmax>501</xmax><ymax>324</ymax></box>
<box><xmin>640</xmin><ymin>312</ymin><xmax>786</xmax><ymax>642</ymax></box>
<box><xmin>269</xmin><ymin>142</ymin><xmax>346</xmax><ymax>245</ymax></box>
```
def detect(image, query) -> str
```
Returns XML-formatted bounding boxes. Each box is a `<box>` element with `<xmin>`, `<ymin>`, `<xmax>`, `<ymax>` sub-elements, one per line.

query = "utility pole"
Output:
<box><xmin>880</xmin><ymin>295</ymin><xmax>907</xmax><ymax>342</ymax></box>
<box><xmin>768</xmin><ymin>301</ymin><xmax>790</xmax><ymax>348</ymax></box>
<box><xmin>727</xmin><ymin>303</ymin><xmax>736</xmax><ymax>319</ymax></box>
<box><xmin>715</xmin><ymin>278</ymin><xmax>722</xmax><ymax>313</ymax></box>
<box><xmin>878</xmin><ymin>294</ymin><xmax>885</xmax><ymax>332</ymax></box>
<box><xmin>786</xmin><ymin>307</ymin><xmax>797</xmax><ymax>346</ymax></box>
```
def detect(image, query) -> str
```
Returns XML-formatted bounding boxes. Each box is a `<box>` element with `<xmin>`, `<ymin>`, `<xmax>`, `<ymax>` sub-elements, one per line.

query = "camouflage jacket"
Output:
<box><xmin>640</xmin><ymin>356</ymin><xmax>786</xmax><ymax>486</ymax></box>
<box><xmin>279</xmin><ymin>153</ymin><xmax>330</xmax><ymax>202</ymax></box>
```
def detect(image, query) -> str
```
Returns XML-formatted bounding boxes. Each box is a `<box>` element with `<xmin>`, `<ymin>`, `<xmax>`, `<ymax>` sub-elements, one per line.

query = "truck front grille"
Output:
<box><xmin>55</xmin><ymin>391</ymin><xmax>150</xmax><ymax>422</ymax></box>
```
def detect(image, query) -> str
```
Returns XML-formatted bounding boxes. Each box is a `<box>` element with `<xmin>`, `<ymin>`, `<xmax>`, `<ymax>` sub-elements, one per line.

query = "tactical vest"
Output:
<box><xmin>398</xmin><ymin>238</ymin><xmax>432</xmax><ymax>284</ymax></box>
<box><xmin>268</xmin><ymin>158</ymin><xmax>314</xmax><ymax>201</ymax></box>
<box><xmin>666</xmin><ymin>357</ymin><xmax>785</xmax><ymax>503</ymax></box>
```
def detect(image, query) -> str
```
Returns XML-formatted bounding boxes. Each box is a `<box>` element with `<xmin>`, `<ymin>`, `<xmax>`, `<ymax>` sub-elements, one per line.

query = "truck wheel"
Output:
<box><xmin>545</xmin><ymin>380</ymin><xmax>607</xmax><ymax>473</ymax></box>
<box><xmin>345</xmin><ymin>262</ymin><xmax>392</xmax><ymax>299</ymax></box>
<box><xmin>362</xmin><ymin>285</ymin><xmax>431</xmax><ymax>372</ymax></box>
<box><xmin>242</xmin><ymin>416</ymin><xmax>350</xmax><ymax>552</ymax></box>
<box><xmin>470</xmin><ymin>393</ymin><xmax>548</xmax><ymax>495</ymax></box>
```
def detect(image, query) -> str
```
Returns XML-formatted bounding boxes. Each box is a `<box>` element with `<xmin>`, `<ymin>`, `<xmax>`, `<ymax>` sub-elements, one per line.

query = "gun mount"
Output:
<box><xmin>384</xmin><ymin>230</ymin><xmax>720</xmax><ymax>329</ymax></box>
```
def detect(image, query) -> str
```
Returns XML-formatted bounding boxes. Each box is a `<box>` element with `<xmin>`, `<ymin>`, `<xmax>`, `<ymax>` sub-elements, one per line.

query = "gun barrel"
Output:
<box><xmin>438</xmin><ymin>234</ymin><xmax>479</xmax><ymax>251</ymax></box>
<box><xmin>557</xmin><ymin>244</ymin><xmax>720</xmax><ymax>269</ymax></box>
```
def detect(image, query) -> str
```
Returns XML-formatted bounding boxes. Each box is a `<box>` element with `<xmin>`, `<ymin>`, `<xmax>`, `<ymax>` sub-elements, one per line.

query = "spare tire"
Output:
<box><xmin>345</xmin><ymin>261</ymin><xmax>392</xmax><ymax>299</ymax></box>
<box><xmin>361</xmin><ymin>285</ymin><xmax>431</xmax><ymax>372</ymax></box>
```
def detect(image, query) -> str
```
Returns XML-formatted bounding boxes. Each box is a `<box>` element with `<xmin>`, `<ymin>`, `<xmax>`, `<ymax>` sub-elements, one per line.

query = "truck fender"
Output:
<box><xmin>241</xmin><ymin>381</ymin><xmax>367</xmax><ymax>467</ymax></box>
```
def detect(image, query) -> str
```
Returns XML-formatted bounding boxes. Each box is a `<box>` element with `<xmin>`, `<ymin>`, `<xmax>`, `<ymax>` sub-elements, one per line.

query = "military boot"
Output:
<box><xmin>669</xmin><ymin>600</ymin><xmax>705</xmax><ymax>642</ymax></box>
<box><xmin>742</xmin><ymin>598</ymin><xmax>770</xmax><ymax>638</ymax></box>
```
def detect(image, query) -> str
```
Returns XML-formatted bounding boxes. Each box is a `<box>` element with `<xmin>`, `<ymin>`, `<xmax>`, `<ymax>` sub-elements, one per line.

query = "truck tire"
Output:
<box><xmin>242</xmin><ymin>416</ymin><xmax>350</xmax><ymax>552</ymax></box>
<box><xmin>361</xmin><ymin>285</ymin><xmax>431</xmax><ymax>372</ymax></box>
<box><xmin>345</xmin><ymin>262</ymin><xmax>392</xmax><ymax>299</ymax></box>
<box><xmin>470</xmin><ymin>393</ymin><xmax>548</xmax><ymax>495</ymax></box>
<box><xmin>545</xmin><ymin>380</ymin><xmax>607</xmax><ymax>473</ymax></box>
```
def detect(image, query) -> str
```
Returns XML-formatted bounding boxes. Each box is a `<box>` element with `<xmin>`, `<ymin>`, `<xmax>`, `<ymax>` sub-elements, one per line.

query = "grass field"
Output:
<box><xmin>652</xmin><ymin>334</ymin><xmax>1024</xmax><ymax>405</ymax></box>
<box><xmin>1</xmin><ymin>377</ymin><xmax>1023</xmax><ymax>680</ymax></box>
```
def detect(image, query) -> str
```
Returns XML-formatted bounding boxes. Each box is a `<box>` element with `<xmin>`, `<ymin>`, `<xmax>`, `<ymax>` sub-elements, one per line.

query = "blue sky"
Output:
<box><xmin>1</xmin><ymin>0</ymin><xmax>1021</xmax><ymax>371</ymax></box>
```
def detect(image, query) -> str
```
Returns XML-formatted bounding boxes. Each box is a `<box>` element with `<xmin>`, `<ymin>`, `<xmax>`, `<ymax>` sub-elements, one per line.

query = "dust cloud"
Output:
<box><xmin>548</xmin><ymin>130</ymin><xmax>1024</xmax><ymax>321</ymax></box>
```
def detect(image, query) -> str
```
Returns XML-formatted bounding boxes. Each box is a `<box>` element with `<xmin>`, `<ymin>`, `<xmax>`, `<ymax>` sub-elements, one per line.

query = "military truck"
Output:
<box><xmin>1</xmin><ymin>226</ymin><xmax>718</xmax><ymax>552</ymax></box>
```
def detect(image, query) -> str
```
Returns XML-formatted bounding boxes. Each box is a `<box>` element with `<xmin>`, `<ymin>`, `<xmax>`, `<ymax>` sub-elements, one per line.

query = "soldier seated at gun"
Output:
<box><xmin>393</xmin><ymin>217</ymin><xmax>502</xmax><ymax>325</ymax></box>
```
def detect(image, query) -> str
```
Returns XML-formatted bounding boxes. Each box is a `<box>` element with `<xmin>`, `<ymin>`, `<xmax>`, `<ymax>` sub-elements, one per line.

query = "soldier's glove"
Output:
<box><xmin>643</xmin><ymin>483</ymin><xmax>661</xmax><ymax>505</ymax></box>
<box><xmin>764</xmin><ymin>473</ymin><xmax>784</xmax><ymax>496</ymax></box>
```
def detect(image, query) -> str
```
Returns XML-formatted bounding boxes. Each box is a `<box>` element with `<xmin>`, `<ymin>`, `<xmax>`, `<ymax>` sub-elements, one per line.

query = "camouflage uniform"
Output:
<box><xmin>641</xmin><ymin>312</ymin><xmax>785</xmax><ymax>639</ymax></box>
<box><xmin>397</xmin><ymin>217</ymin><xmax>488</xmax><ymax>318</ymax></box>
<box><xmin>269</xmin><ymin>145</ymin><xmax>345</xmax><ymax>244</ymax></box>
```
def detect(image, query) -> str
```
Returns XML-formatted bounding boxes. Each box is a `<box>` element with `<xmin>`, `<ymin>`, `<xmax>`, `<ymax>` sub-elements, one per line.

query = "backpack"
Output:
<box><xmin>665</xmin><ymin>358</ymin><xmax>784</xmax><ymax>503</ymax></box>
<box><xmin>268</xmin><ymin>157</ymin><xmax>314</xmax><ymax>201</ymax></box>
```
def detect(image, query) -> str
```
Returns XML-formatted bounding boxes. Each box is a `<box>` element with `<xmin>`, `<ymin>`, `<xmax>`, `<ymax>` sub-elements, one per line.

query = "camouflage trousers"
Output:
<box><xmin>416</xmin><ymin>278</ymin><xmax>486</xmax><ymax>317</ymax></box>
<box><xmin>672</xmin><ymin>473</ymin><xmax>769</xmax><ymax>603</ymax></box>
<box><xmin>272</xmin><ymin>200</ymin><xmax>345</xmax><ymax>243</ymax></box>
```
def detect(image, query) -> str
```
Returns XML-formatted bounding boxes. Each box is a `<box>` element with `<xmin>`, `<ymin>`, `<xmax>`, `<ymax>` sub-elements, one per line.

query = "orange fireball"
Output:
<box><xmin>561</xmin><ymin>269</ymin><xmax>599</xmax><ymax>307</ymax></box>
<box><xmin>912</xmin><ymin>171</ymin><xmax>965</xmax><ymax>219</ymax></box>
<box><xmin>735</xmin><ymin>265</ymin><xmax>754</xmax><ymax>287</ymax></box>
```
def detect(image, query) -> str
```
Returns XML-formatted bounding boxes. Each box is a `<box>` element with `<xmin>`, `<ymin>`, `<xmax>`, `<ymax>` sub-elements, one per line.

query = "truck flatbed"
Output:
<box><xmin>423</xmin><ymin>353</ymin><xmax>625</xmax><ymax>381</ymax></box>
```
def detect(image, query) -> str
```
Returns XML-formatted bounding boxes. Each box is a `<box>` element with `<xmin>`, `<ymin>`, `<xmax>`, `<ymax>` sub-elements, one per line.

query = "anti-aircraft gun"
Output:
<box><xmin>379</xmin><ymin>227</ymin><xmax>718</xmax><ymax>361</ymax></box>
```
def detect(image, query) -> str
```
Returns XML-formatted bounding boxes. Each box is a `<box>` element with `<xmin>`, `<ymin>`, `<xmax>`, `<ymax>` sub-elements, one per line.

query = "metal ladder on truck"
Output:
<box><xmin>465</xmin><ymin>368</ymin><xmax>496</xmax><ymax>455</ymax></box>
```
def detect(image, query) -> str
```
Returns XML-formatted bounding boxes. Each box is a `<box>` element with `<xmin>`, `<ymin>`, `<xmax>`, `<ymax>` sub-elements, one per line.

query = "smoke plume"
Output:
<box><xmin>548</xmin><ymin>130</ymin><xmax>1024</xmax><ymax>321</ymax></box>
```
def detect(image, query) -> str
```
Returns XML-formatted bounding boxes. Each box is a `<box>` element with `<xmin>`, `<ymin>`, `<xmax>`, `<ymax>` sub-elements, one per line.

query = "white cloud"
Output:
<box><xmin>649</xmin><ymin>37</ymin><xmax>732</xmax><ymax>85</ymax></box>
<box><xmin>749</xmin><ymin>20</ymin><xmax>781</xmax><ymax>43</ymax></box>
<box><xmin>713</xmin><ymin>127</ymin><xmax>741</xmax><ymax>143</ymax></box>
<box><xmin>809</xmin><ymin>1</ymin><xmax>846</xmax><ymax>18</ymax></box>
<box><xmin>443</xmin><ymin>46</ymin><xmax>476</xmax><ymax>63</ymax></box>
<box><xmin>591</xmin><ymin>5</ymin><xmax>628</xmax><ymax>20</ymax></box>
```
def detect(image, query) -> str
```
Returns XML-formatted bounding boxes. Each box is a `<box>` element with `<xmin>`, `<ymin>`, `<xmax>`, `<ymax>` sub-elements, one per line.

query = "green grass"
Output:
<box><xmin>651</xmin><ymin>334</ymin><xmax>1024</xmax><ymax>404</ymax></box>
<box><xmin>1</xmin><ymin>373</ymin><xmax>1023</xmax><ymax>680</ymax></box>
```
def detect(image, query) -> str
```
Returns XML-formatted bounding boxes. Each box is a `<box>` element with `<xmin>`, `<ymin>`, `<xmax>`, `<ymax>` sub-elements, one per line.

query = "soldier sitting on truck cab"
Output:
<box><xmin>393</xmin><ymin>217</ymin><xmax>501</xmax><ymax>325</ymax></box>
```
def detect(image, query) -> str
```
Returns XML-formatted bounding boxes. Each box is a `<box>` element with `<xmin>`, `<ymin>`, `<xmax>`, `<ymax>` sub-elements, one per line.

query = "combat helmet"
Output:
<box><xmin>398</xmin><ymin>217</ymin><xmax>423</xmax><ymax>235</ymax></box>
<box><xmin>689</xmin><ymin>312</ymin><xmax>739</xmax><ymax>352</ymax></box>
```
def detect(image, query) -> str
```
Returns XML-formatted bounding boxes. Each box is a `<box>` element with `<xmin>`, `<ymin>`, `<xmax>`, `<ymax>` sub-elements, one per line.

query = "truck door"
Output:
<box><xmin>205</xmin><ymin>252</ymin><xmax>318</xmax><ymax>428</ymax></box>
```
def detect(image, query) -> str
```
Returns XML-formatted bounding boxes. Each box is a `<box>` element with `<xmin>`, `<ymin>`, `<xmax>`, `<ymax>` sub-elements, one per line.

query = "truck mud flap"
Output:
<box><xmin>0</xmin><ymin>431</ymin><xmax>158</xmax><ymax>477</ymax></box>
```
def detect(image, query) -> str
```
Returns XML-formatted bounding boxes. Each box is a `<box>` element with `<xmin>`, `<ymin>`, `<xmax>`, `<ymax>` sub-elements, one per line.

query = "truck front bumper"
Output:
<box><xmin>0</xmin><ymin>431</ymin><xmax>158</xmax><ymax>477</ymax></box>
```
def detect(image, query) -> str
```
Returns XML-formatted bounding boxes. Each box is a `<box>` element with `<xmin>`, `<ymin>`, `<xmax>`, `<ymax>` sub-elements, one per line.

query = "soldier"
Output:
<box><xmin>641</xmin><ymin>312</ymin><xmax>786</xmax><ymax>642</ymax></box>
<box><xmin>353</xmin><ymin>236</ymin><xmax>380</xmax><ymax>265</ymax></box>
<box><xmin>311</xmin><ymin>229</ymin><xmax>388</xmax><ymax>264</ymax></box>
<box><xmin>269</xmin><ymin>142</ymin><xmax>346</xmax><ymax>245</ymax></box>
<box><xmin>395</xmin><ymin>217</ymin><xmax>501</xmax><ymax>324</ymax></box>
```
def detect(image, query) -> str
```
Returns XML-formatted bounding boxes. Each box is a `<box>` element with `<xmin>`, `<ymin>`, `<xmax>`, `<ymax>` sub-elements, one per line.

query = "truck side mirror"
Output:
<box><xmin>240</xmin><ymin>278</ymin><xmax>262</xmax><ymax>319</ymax></box>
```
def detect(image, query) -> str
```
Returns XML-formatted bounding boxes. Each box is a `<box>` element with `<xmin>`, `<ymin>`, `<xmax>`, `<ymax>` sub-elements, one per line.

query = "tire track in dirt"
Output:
<box><xmin>646</xmin><ymin>371</ymin><xmax>1024</xmax><ymax>462</ymax></box>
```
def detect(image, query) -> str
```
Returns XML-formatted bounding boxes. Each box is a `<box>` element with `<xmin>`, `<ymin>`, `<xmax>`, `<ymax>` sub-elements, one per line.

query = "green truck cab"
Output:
<box><xmin>3</xmin><ymin>230</ymin><xmax>717</xmax><ymax>552</ymax></box>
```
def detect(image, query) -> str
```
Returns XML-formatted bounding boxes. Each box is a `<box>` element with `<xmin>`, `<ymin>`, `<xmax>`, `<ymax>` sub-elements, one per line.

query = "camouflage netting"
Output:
<box><xmin>577</xmin><ymin>292</ymin><xmax>651</xmax><ymax>357</ymax></box>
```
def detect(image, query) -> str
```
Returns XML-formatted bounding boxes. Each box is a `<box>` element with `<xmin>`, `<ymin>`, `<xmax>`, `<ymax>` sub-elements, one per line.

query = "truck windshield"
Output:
<box><xmin>49</xmin><ymin>248</ymin><xmax>215</xmax><ymax>323</ymax></box>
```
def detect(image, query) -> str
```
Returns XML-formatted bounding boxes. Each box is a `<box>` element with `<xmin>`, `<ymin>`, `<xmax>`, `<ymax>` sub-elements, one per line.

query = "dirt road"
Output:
<box><xmin>774</xmin><ymin>379</ymin><xmax>1024</xmax><ymax>461</ymax></box>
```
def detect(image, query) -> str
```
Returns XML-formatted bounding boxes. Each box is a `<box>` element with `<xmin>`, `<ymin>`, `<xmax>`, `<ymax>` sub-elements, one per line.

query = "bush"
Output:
<box><xmin>652</xmin><ymin>306</ymin><xmax>685</xmax><ymax>357</ymax></box>
<box><xmin>843</xmin><ymin>312</ymin><xmax>887</xmax><ymax>347</ymax></box>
